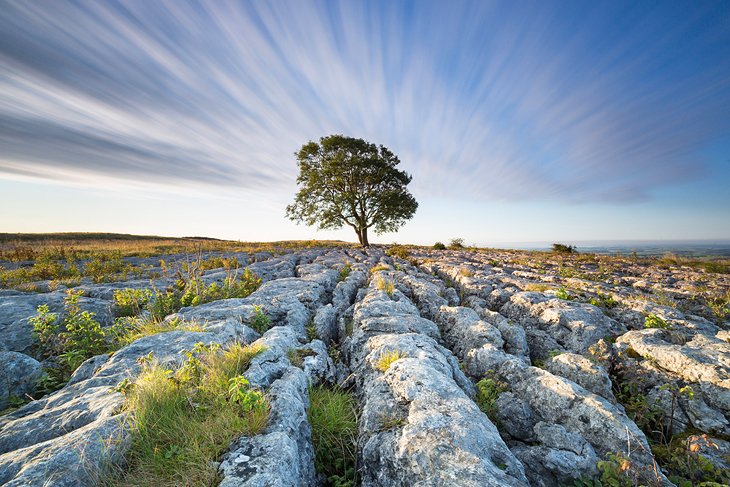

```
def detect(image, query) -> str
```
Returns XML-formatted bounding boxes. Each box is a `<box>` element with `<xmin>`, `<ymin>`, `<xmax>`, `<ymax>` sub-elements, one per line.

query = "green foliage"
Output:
<box><xmin>113</xmin><ymin>288</ymin><xmax>152</xmax><ymax>317</ymax></box>
<box><xmin>147</xmin><ymin>268</ymin><xmax>261</xmax><ymax>321</ymax></box>
<box><xmin>338</xmin><ymin>264</ymin><xmax>352</xmax><ymax>282</ymax></box>
<box><xmin>555</xmin><ymin>287</ymin><xmax>572</xmax><ymax>300</ymax></box>
<box><xmin>115</xmin><ymin>342</ymin><xmax>267</xmax><ymax>486</ymax></box>
<box><xmin>589</xmin><ymin>293</ymin><xmax>618</xmax><ymax>309</ymax></box>
<box><xmin>249</xmin><ymin>305</ymin><xmax>271</xmax><ymax>334</ymax></box>
<box><xmin>652</xmin><ymin>433</ymin><xmax>730</xmax><ymax>486</ymax></box>
<box><xmin>308</xmin><ymin>385</ymin><xmax>358</xmax><ymax>487</ymax></box>
<box><xmin>475</xmin><ymin>376</ymin><xmax>507</xmax><ymax>423</ymax></box>
<box><xmin>31</xmin><ymin>290</ymin><xmax>110</xmax><ymax>374</ymax></box>
<box><xmin>148</xmin><ymin>290</ymin><xmax>182</xmax><ymax>322</ymax></box>
<box><xmin>386</xmin><ymin>245</ymin><xmax>410</xmax><ymax>259</ymax></box>
<box><xmin>30</xmin><ymin>304</ymin><xmax>59</xmax><ymax>356</ymax></box>
<box><xmin>432</xmin><ymin>242</ymin><xmax>446</xmax><ymax>250</ymax></box>
<box><xmin>85</xmin><ymin>252</ymin><xmax>128</xmax><ymax>283</ymax></box>
<box><xmin>645</xmin><ymin>313</ymin><xmax>671</xmax><ymax>329</ymax></box>
<box><xmin>552</xmin><ymin>243</ymin><xmax>577</xmax><ymax>254</ymax></box>
<box><xmin>286</xmin><ymin>134</ymin><xmax>418</xmax><ymax>246</ymax></box>
<box><xmin>448</xmin><ymin>238</ymin><xmax>465</xmax><ymax>250</ymax></box>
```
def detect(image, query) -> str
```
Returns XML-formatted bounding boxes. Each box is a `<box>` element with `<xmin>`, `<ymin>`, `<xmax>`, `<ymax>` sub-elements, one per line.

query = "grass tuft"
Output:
<box><xmin>375</xmin><ymin>350</ymin><xmax>405</xmax><ymax>372</ymax></box>
<box><xmin>111</xmin><ymin>342</ymin><xmax>267</xmax><ymax>486</ymax></box>
<box><xmin>308</xmin><ymin>385</ymin><xmax>358</xmax><ymax>487</ymax></box>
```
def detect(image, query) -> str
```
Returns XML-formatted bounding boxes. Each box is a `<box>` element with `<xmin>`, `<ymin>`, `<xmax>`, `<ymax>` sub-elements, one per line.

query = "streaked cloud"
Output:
<box><xmin>1</xmin><ymin>0</ymin><xmax>728</xmax><ymax>202</ymax></box>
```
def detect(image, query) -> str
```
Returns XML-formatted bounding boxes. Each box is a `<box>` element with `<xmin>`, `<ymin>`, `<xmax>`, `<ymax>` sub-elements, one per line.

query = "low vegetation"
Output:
<box><xmin>386</xmin><ymin>245</ymin><xmax>410</xmax><ymax>259</ymax></box>
<box><xmin>475</xmin><ymin>376</ymin><xmax>507</xmax><ymax>423</ymax></box>
<box><xmin>375</xmin><ymin>350</ymin><xmax>405</xmax><ymax>372</ymax></box>
<box><xmin>308</xmin><ymin>385</ymin><xmax>358</xmax><ymax>487</ymax></box>
<box><xmin>31</xmin><ymin>290</ymin><xmax>112</xmax><ymax>385</ymax></box>
<box><xmin>111</xmin><ymin>342</ymin><xmax>267</xmax><ymax>486</ymax></box>
<box><xmin>552</xmin><ymin>243</ymin><xmax>577</xmax><ymax>254</ymax></box>
<box><xmin>375</xmin><ymin>277</ymin><xmax>395</xmax><ymax>297</ymax></box>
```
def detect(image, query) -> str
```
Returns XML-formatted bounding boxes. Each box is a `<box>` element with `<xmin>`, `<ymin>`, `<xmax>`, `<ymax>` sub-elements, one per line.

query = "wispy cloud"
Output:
<box><xmin>1</xmin><ymin>0</ymin><xmax>728</xmax><ymax>202</ymax></box>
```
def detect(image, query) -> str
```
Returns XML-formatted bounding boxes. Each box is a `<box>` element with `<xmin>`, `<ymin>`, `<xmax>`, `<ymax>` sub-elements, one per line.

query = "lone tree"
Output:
<box><xmin>286</xmin><ymin>134</ymin><xmax>418</xmax><ymax>246</ymax></box>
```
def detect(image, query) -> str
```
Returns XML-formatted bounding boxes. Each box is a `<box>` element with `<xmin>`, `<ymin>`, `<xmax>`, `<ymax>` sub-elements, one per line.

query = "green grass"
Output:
<box><xmin>308</xmin><ymin>385</ymin><xmax>358</xmax><ymax>487</ymax></box>
<box><xmin>111</xmin><ymin>342</ymin><xmax>267</xmax><ymax>487</ymax></box>
<box><xmin>375</xmin><ymin>350</ymin><xmax>405</xmax><ymax>372</ymax></box>
<box><xmin>113</xmin><ymin>316</ymin><xmax>206</xmax><ymax>347</ymax></box>
<box><xmin>375</xmin><ymin>277</ymin><xmax>395</xmax><ymax>297</ymax></box>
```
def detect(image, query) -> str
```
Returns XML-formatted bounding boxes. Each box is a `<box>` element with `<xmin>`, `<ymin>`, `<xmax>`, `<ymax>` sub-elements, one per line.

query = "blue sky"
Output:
<box><xmin>1</xmin><ymin>0</ymin><xmax>729</xmax><ymax>245</ymax></box>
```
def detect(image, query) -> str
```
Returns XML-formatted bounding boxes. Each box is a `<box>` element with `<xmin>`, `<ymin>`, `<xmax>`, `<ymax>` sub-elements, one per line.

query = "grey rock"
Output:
<box><xmin>313</xmin><ymin>304</ymin><xmax>337</xmax><ymax>345</ymax></box>
<box><xmin>545</xmin><ymin>353</ymin><xmax>616</xmax><ymax>403</ymax></box>
<box><xmin>0</xmin><ymin>352</ymin><xmax>42</xmax><ymax>410</ymax></box>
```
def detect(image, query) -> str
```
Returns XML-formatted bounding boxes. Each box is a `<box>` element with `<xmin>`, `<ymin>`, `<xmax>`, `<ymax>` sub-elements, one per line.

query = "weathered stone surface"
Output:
<box><xmin>510</xmin><ymin>422</ymin><xmax>598</xmax><ymax>487</ymax></box>
<box><xmin>544</xmin><ymin>352</ymin><xmax>616</xmax><ymax>403</ymax></box>
<box><xmin>500</xmin><ymin>292</ymin><xmax>625</xmax><ymax>355</ymax></box>
<box><xmin>350</xmin><ymin>275</ymin><xmax>529</xmax><ymax>486</ymax></box>
<box><xmin>0</xmin><ymin>352</ymin><xmax>42</xmax><ymax>410</ymax></box>
<box><xmin>482</xmin><ymin>309</ymin><xmax>530</xmax><ymax>359</ymax></box>
<box><xmin>496</xmin><ymin>359</ymin><xmax>671</xmax><ymax>485</ymax></box>
<box><xmin>313</xmin><ymin>304</ymin><xmax>337</xmax><ymax>345</ymax></box>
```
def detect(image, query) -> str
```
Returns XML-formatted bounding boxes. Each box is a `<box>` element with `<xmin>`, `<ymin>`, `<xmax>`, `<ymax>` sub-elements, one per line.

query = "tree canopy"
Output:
<box><xmin>286</xmin><ymin>135</ymin><xmax>418</xmax><ymax>246</ymax></box>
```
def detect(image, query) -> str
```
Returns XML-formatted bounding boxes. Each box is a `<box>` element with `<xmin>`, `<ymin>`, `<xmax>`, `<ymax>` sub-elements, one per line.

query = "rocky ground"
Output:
<box><xmin>0</xmin><ymin>246</ymin><xmax>728</xmax><ymax>486</ymax></box>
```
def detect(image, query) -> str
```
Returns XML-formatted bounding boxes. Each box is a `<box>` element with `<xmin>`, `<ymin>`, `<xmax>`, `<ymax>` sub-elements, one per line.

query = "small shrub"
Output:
<box><xmin>645</xmin><ymin>314</ymin><xmax>670</xmax><ymax>330</ymax></box>
<box><xmin>85</xmin><ymin>252</ymin><xmax>128</xmax><ymax>283</ymax></box>
<box><xmin>432</xmin><ymin>242</ymin><xmax>446</xmax><ymax>250</ymax></box>
<box><xmin>249</xmin><ymin>305</ymin><xmax>271</xmax><ymax>333</ymax></box>
<box><xmin>113</xmin><ymin>288</ymin><xmax>152</xmax><ymax>317</ymax></box>
<box><xmin>30</xmin><ymin>304</ymin><xmax>60</xmax><ymax>357</ymax></box>
<box><xmin>555</xmin><ymin>287</ymin><xmax>572</xmax><ymax>300</ymax></box>
<box><xmin>448</xmin><ymin>238</ymin><xmax>464</xmax><ymax>250</ymax></box>
<box><xmin>475</xmin><ymin>376</ymin><xmax>507</xmax><ymax>423</ymax></box>
<box><xmin>375</xmin><ymin>350</ymin><xmax>405</xmax><ymax>372</ymax></box>
<box><xmin>32</xmin><ymin>290</ymin><xmax>109</xmax><ymax>371</ymax></box>
<box><xmin>308</xmin><ymin>385</ymin><xmax>358</xmax><ymax>487</ymax></box>
<box><xmin>652</xmin><ymin>433</ymin><xmax>730</xmax><ymax>485</ymax></box>
<box><xmin>552</xmin><ymin>243</ymin><xmax>577</xmax><ymax>254</ymax></box>
<box><xmin>148</xmin><ymin>289</ymin><xmax>182</xmax><ymax>322</ymax></box>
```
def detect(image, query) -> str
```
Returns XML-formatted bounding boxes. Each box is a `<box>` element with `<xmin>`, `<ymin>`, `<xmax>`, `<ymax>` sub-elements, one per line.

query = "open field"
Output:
<box><xmin>0</xmin><ymin>240</ymin><xmax>729</xmax><ymax>486</ymax></box>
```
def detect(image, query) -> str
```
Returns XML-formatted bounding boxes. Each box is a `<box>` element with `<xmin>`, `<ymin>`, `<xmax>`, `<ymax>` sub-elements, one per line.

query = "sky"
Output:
<box><xmin>1</xmin><ymin>0</ymin><xmax>729</xmax><ymax>246</ymax></box>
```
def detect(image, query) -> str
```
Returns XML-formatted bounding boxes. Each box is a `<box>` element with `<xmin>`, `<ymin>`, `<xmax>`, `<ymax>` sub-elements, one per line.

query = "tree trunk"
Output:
<box><xmin>355</xmin><ymin>227</ymin><xmax>364</xmax><ymax>246</ymax></box>
<box><xmin>361</xmin><ymin>227</ymin><xmax>369</xmax><ymax>247</ymax></box>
